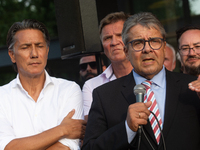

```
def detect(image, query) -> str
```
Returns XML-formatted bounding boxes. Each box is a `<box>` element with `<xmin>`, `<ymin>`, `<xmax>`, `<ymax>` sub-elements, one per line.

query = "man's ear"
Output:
<box><xmin>8</xmin><ymin>50</ymin><xmax>16</xmax><ymax>63</ymax></box>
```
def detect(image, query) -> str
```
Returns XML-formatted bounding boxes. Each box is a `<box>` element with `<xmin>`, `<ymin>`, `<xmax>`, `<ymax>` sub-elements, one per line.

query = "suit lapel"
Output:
<box><xmin>162</xmin><ymin>70</ymin><xmax>180</xmax><ymax>140</ymax></box>
<box><xmin>121</xmin><ymin>73</ymin><xmax>136</xmax><ymax>105</ymax></box>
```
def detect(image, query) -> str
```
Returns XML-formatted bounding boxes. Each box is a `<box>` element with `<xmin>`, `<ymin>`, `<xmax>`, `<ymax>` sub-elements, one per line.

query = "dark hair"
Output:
<box><xmin>176</xmin><ymin>24</ymin><xmax>200</xmax><ymax>47</ymax></box>
<box><xmin>99</xmin><ymin>11</ymin><xmax>130</xmax><ymax>38</ymax></box>
<box><xmin>6</xmin><ymin>19</ymin><xmax>50</xmax><ymax>72</ymax></box>
<box><xmin>122</xmin><ymin>12</ymin><xmax>166</xmax><ymax>46</ymax></box>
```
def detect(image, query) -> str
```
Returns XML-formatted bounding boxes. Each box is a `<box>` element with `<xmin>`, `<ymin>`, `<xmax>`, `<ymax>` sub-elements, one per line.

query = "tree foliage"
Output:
<box><xmin>0</xmin><ymin>0</ymin><xmax>57</xmax><ymax>47</ymax></box>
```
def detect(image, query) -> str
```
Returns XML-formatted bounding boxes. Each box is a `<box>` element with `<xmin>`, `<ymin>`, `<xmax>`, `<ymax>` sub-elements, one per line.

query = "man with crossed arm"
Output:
<box><xmin>0</xmin><ymin>19</ymin><xmax>86</xmax><ymax>150</ymax></box>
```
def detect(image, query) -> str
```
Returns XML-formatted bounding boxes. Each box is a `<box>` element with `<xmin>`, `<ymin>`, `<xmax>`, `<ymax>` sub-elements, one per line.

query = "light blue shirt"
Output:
<box><xmin>125</xmin><ymin>66</ymin><xmax>166</xmax><ymax>143</ymax></box>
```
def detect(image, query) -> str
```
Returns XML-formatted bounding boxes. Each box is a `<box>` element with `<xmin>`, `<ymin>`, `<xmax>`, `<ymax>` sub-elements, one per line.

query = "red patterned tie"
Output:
<box><xmin>142</xmin><ymin>80</ymin><xmax>162</xmax><ymax>144</ymax></box>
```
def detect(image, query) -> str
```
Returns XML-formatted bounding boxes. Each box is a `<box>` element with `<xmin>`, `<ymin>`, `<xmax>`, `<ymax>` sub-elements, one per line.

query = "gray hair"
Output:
<box><xmin>122</xmin><ymin>12</ymin><xmax>166</xmax><ymax>46</ymax></box>
<box><xmin>176</xmin><ymin>52</ymin><xmax>182</xmax><ymax>63</ymax></box>
<box><xmin>166</xmin><ymin>43</ymin><xmax>176</xmax><ymax>63</ymax></box>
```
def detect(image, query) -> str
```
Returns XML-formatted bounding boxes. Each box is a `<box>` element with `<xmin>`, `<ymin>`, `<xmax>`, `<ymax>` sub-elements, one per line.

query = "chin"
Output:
<box><xmin>30</xmin><ymin>70</ymin><xmax>44</xmax><ymax>76</ymax></box>
<box><xmin>142</xmin><ymin>68</ymin><xmax>160</xmax><ymax>76</ymax></box>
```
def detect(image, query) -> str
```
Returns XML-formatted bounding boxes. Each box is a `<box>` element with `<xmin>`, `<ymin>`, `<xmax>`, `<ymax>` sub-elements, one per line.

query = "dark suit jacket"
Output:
<box><xmin>82</xmin><ymin>70</ymin><xmax>200</xmax><ymax>150</ymax></box>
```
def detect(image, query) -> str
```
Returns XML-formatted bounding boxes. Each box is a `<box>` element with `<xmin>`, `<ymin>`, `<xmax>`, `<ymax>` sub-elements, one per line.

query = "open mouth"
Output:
<box><xmin>143</xmin><ymin>58</ymin><xmax>154</xmax><ymax>62</ymax></box>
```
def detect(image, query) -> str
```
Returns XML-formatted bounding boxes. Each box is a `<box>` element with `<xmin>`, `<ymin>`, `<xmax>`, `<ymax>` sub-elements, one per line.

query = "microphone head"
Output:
<box><xmin>134</xmin><ymin>84</ymin><xmax>146</xmax><ymax>96</ymax></box>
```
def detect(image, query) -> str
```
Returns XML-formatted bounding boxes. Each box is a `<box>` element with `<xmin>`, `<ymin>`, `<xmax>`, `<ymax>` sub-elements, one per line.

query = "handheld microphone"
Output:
<box><xmin>134</xmin><ymin>84</ymin><xmax>146</xmax><ymax>102</ymax></box>
<box><xmin>134</xmin><ymin>84</ymin><xmax>146</xmax><ymax>150</ymax></box>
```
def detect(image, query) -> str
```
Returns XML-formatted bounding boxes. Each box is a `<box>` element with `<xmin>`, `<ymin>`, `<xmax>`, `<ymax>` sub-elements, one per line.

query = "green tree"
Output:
<box><xmin>0</xmin><ymin>0</ymin><xmax>58</xmax><ymax>47</ymax></box>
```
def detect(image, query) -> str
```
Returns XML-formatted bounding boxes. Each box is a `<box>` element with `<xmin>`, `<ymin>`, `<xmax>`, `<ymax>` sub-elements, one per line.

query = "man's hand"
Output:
<box><xmin>60</xmin><ymin>109</ymin><xmax>87</xmax><ymax>139</ymax></box>
<box><xmin>188</xmin><ymin>75</ymin><xmax>200</xmax><ymax>98</ymax></box>
<box><xmin>126</xmin><ymin>101</ymin><xmax>152</xmax><ymax>132</ymax></box>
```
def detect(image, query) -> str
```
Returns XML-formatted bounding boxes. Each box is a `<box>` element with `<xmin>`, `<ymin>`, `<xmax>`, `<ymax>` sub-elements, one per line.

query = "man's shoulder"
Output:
<box><xmin>167</xmin><ymin>70</ymin><xmax>197</xmax><ymax>82</ymax></box>
<box><xmin>94</xmin><ymin>73</ymin><xmax>132</xmax><ymax>92</ymax></box>
<box><xmin>0</xmin><ymin>78</ymin><xmax>17</xmax><ymax>93</ymax></box>
<box><xmin>50</xmin><ymin>76</ymin><xmax>81</xmax><ymax>90</ymax></box>
<box><xmin>83</xmin><ymin>64</ymin><xmax>114</xmax><ymax>87</ymax></box>
<box><xmin>83</xmin><ymin>73</ymin><xmax>108</xmax><ymax>90</ymax></box>
<box><xmin>86</xmin><ymin>74</ymin><xmax>105</xmax><ymax>83</ymax></box>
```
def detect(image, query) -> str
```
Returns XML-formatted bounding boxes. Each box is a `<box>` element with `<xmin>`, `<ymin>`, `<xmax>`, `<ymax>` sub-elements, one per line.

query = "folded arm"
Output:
<box><xmin>5</xmin><ymin>110</ymin><xmax>86</xmax><ymax>150</ymax></box>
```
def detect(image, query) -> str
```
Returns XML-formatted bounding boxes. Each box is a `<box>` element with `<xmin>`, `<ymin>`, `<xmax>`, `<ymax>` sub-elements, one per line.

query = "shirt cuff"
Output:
<box><xmin>125</xmin><ymin>120</ymin><xmax>137</xmax><ymax>143</ymax></box>
<box><xmin>59</xmin><ymin>138</ymin><xmax>80</xmax><ymax>150</ymax></box>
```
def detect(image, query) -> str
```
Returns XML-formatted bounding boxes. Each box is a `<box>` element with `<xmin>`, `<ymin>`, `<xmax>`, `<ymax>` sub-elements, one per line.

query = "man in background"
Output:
<box><xmin>164</xmin><ymin>43</ymin><xmax>176</xmax><ymax>71</ymax></box>
<box><xmin>176</xmin><ymin>25</ymin><xmax>200</xmax><ymax>76</ymax></box>
<box><xmin>82</xmin><ymin>12</ymin><xmax>133</xmax><ymax>121</ymax></box>
<box><xmin>79</xmin><ymin>55</ymin><xmax>106</xmax><ymax>88</ymax></box>
<box><xmin>0</xmin><ymin>19</ymin><xmax>86</xmax><ymax>150</ymax></box>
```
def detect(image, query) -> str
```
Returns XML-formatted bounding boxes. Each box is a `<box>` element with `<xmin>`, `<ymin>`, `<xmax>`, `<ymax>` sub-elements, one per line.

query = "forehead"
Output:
<box><xmin>80</xmin><ymin>55</ymin><xmax>96</xmax><ymax>64</ymax></box>
<box><xmin>101</xmin><ymin>21</ymin><xmax>124</xmax><ymax>36</ymax></box>
<box><xmin>128</xmin><ymin>24</ymin><xmax>162</xmax><ymax>40</ymax></box>
<box><xmin>14</xmin><ymin>29</ymin><xmax>45</xmax><ymax>44</ymax></box>
<box><xmin>179</xmin><ymin>29</ymin><xmax>200</xmax><ymax>44</ymax></box>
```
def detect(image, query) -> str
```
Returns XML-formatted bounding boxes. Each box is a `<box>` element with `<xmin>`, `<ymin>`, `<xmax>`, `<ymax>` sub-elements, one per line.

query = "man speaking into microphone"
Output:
<box><xmin>82</xmin><ymin>12</ymin><xmax>200</xmax><ymax>150</ymax></box>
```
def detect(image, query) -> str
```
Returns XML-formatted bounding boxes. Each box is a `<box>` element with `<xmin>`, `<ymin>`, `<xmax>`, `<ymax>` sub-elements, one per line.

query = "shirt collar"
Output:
<box><xmin>14</xmin><ymin>70</ymin><xmax>54</xmax><ymax>90</ymax></box>
<box><xmin>100</xmin><ymin>64</ymin><xmax>115</xmax><ymax>80</ymax></box>
<box><xmin>132</xmin><ymin>65</ymin><xmax>166</xmax><ymax>88</ymax></box>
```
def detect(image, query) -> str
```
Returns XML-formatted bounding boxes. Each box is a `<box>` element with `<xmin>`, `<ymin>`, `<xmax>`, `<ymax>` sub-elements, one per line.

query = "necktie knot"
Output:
<box><xmin>142</xmin><ymin>80</ymin><xmax>152</xmax><ymax>89</ymax></box>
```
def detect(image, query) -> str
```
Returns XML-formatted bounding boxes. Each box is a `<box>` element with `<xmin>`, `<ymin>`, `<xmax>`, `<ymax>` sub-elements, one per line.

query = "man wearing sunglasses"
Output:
<box><xmin>176</xmin><ymin>25</ymin><xmax>200</xmax><ymax>77</ymax></box>
<box><xmin>79</xmin><ymin>55</ymin><xmax>106</xmax><ymax>88</ymax></box>
<box><xmin>82</xmin><ymin>12</ymin><xmax>133</xmax><ymax>121</ymax></box>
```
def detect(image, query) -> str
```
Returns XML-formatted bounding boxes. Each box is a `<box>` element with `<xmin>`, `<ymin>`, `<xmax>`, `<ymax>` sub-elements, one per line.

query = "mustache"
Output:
<box><xmin>186</xmin><ymin>56</ymin><xmax>200</xmax><ymax>61</ymax></box>
<box><xmin>141</xmin><ymin>54</ymin><xmax>156</xmax><ymax>60</ymax></box>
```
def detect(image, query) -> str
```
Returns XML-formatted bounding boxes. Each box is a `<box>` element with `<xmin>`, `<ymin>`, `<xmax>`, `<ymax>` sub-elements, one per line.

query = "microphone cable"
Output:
<box><xmin>137</xmin><ymin>125</ymin><xmax>142</xmax><ymax>150</ymax></box>
<box><xmin>150</xmin><ymin>110</ymin><xmax>166</xmax><ymax>150</ymax></box>
<box><xmin>137</xmin><ymin>111</ymin><xmax>166</xmax><ymax>150</ymax></box>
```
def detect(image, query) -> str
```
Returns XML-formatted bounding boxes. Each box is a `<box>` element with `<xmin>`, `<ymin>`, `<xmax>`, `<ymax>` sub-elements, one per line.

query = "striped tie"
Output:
<box><xmin>142</xmin><ymin>80</ymin><xmax>162</xmax><ymax>144</ymax></box>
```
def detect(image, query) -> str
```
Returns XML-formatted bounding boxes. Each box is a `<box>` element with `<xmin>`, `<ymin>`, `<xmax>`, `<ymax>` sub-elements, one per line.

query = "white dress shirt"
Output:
<box><xmin>82</xmin><ymin>64</ymin><xmax>116</xmax><ymax>116</ymax></box>
<box><xmin>0</xmin><ymin>71</ymin><xmax>84</xmax><ymax>150</ymax></box>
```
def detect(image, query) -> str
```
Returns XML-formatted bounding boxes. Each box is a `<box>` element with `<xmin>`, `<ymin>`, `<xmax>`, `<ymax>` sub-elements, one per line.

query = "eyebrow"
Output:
<box><xmin>181</xmin><ymin>42</ymin><xmax>200</xmax><ymax>47</ymax></box>
<box><xmin>193</xmin><ymin>42</ymin><xmax>200</xmax><ymax>45</ymax></box>
<box><xmin>20</xmin><ymin>42</ymin><xmax>44</xmax><ymax>46</ymax></box>
<box><xmin>103</xmin><ymin>35</ymin><xmax>112</xmax><ymax>40</ymax></box>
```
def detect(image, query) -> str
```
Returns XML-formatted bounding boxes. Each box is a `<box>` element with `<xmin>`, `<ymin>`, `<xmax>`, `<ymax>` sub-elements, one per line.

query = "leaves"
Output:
<box><xmin>0</xmin><ymin>0</ymin><xmax>58</xmax><ymax>47</ymax></box>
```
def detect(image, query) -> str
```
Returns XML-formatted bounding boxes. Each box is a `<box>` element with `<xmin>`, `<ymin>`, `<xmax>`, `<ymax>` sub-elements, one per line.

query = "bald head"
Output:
<box><xmin>164</xmin><ymin>43</ymin><xmax>176</xmax><ymax>71</ymax></box>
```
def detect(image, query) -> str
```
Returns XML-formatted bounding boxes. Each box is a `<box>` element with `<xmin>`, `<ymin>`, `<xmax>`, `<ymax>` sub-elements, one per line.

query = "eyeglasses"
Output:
<box><xmin>179</xmin><ymin>45</ymin><xmax>200</xmax><ymax>56</ymax></box>
<box><xmin>127</xmin><ymin>38</ymin><xmax>165</xmax><ymax>52</ymax></box>
<box><xmin>79</xmin><ymin>61</ymin><xmax>97</xmax><ymax>71</ymax></box>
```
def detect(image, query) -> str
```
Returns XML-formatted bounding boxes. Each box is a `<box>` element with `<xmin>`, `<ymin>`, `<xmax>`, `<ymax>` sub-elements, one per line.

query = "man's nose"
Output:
<box><xmin>30</xmin><ymin>46</ymin><xmax>38</xmax><ymax>58</ymax></box>
<box><xmin>111</xmin><ymin>36</ymin><xmax>119</xmax><ymax>46</ymax></box>
<box><xmin>143</xmin><ymin>42</ymin><xmax>153</xmax><ymax>53</ymax></box>
<box><xmin>188</xmin><ymin>48</ymin><xmax>196</xmax><ymax>55</ymax></box>
<box><xmin>86</xmin><ymin>64</ymin><xmax>92</xmax><ymax>72</ymax></box>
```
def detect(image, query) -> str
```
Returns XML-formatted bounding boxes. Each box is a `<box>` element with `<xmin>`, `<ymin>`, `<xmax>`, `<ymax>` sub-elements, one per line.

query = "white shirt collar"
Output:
<box><xmin>100</xmin><ymin>64</ymin><xmax>116</xmax><ymax>80</ymax></box>
<box><xmin>13</xmin><ymin>70</ymin><xmax>54</xmax><ymax>91</ymax></box>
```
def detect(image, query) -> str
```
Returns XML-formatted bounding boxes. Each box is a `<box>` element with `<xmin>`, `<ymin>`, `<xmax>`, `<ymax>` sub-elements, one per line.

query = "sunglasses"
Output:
<box><xmin>79</xmin><ymin>61</ymin><xmax>97</xmax><ymax>71</ymax></box>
